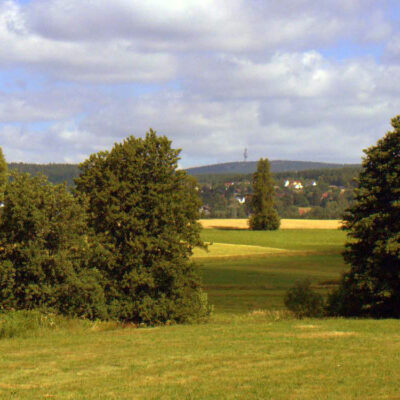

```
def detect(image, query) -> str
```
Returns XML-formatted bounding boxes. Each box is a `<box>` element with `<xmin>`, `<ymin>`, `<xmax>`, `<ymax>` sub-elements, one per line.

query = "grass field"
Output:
<box><xmin>1</xmin><ymin>225</ymin><xmax>399</xmax><ymax>399</ymax></box>
<box><xmin>198</xmin><ymin>228</ymin><xmax>346</xmax><ymax>313</ymax></box>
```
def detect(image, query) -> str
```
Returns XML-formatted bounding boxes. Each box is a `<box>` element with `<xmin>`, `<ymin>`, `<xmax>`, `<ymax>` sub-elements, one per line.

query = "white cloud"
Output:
<box><xmin>0</xmin><ymin>0</ymin><xmax>399</xmax><ymax>165</ymax></box>
<box><xmin>0</xmin><ymin>1</ymin><xmax>177</xmax><ymax>83</ymax></box>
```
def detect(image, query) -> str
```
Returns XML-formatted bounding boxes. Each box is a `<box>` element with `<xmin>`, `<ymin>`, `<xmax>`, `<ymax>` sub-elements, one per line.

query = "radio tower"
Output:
<box><xmin>243</xmin><ymin>148</ymin><xmax>248</xmax><ymax>162</ymax></box>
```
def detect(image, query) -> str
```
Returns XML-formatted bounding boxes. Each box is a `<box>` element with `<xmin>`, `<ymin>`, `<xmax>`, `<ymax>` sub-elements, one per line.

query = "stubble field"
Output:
<box><xmin>199</xmin><ymin>218</ymin><xmax>342</xmax><ymax>230</ymax></box>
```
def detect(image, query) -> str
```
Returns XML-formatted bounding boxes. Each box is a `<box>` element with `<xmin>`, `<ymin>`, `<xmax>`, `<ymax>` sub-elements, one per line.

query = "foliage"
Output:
<box><xmin>0</xmin><ymin>172</ymin><xmax>107</xmax><ymax>319</ymax></box>
<box><xmin>0</xmin><ymin>147</ymin><xmax>7</xmax><ymax>204</ymax></box>
<box><xmin>327</xmin><ymin>116</ymin><xmax>400</xmax><ymax>317</ymax></box>
<box><xmin>75</xmin><ymin>130</ymin><xmax>211</xmax><ymax>324</ymax></box>
<box><xmin>249</xmin><ymin>158</ymin><xmax>280</xmax><ymax>230</ymax></box>
<box><xmin>284</xmin><ymin>279</ymin><xmax>324</xmax><ymax>318</ymax></box>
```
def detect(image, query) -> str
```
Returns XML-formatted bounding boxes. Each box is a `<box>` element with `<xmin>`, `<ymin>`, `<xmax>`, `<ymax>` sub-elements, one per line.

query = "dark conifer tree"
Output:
<box><xmin>327</xmin><ymin>115</ymin><xmax>400</xmax><ymax>317</ymax></box>
<box><xmin>75</xmin><ymin>130</ymin><xmax>210</xmax><ymax>324</ymax></box>
<box><xmin>249</xmin><ymin>158</ymin><xmax>280</xmax><ymax>230</ymax></box>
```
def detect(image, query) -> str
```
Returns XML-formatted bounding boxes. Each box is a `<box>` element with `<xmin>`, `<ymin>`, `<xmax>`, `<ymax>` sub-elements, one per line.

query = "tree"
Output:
<box><xmin>327</xmin><ymin>115</ymin><xmax>400</xmax><ymax>317</ymax></box>
<box><xmin>0</xmin><ymin>147</ymin><xmax>7</xmax><ymax>204</ymax></box>
<box><xmin>0</xmin><ymin>172</ymin><xmax>106</xmax><ymax>319</ymax></box>
<box><xmin>74</xmin><ymin>130</ymin><xmax>210</xmax><ymax>324</ymax></box>
<box><xmin>249</xmin><ymin>158</ymin><xmax>280</xmax><ymax>230</ymax></box>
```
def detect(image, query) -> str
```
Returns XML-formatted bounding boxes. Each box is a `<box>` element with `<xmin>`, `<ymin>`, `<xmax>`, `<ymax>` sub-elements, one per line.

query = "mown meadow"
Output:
<box><xmin>1</xmin><ymin>222</ymin><xmax>399</xmax><ymax>399</ymax></box>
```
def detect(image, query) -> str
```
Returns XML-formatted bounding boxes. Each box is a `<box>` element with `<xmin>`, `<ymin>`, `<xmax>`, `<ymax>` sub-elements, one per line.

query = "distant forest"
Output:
<box><xmin>7</xmin><ymin>162</ymin><xmax>361</xmax><ymax>219</ymax></box>
<box><xmin>8</xmin><ymin>163</ymin><xmax>80</xmax><ymax>187</ymax></box>
<box><xmin>186</xmin><ymin>160</ymin><xmax>359</xmax><ymax>175</ymax></box>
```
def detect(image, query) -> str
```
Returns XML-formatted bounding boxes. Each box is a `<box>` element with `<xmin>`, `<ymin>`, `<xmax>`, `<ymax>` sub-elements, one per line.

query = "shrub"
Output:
<box><xmin>0</xmin><ymin>172</ymin><xmax>107</xmax><ymax>319</ymax></box>
<box><xmin>284</xmin><ymin>279</ymin><xmax>324</xmax><ymax>318</ymax></box>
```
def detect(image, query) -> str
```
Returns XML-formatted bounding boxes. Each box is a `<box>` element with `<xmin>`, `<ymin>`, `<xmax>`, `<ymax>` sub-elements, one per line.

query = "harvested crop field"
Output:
<box><xmin>200</xmin><ymin>218</ymin><xmax>342</xmax><ymax>230</ymax></box>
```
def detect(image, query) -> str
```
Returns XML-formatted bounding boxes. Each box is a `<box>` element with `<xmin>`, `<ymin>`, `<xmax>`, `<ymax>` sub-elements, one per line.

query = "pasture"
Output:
<box><xmin>1</xmin><ymin>224</ymin><xmax>399</xmax><ymax>399</ymax></box>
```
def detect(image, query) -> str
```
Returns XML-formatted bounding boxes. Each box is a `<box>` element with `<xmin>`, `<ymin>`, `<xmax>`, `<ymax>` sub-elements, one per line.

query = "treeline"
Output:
<box><xmin>8</xmin><ymin>163</ymin><xmax>79</xmax><ymax>187</ymax></box>
<box><xmin>195</xmin><ymin>165</ymin><xmax>360</xmax><ymax>187</ymax></box>
<box><xmin>186</xmin><ymin>160</ymin><xmax>357</xmax><ymax>175</ymax></box>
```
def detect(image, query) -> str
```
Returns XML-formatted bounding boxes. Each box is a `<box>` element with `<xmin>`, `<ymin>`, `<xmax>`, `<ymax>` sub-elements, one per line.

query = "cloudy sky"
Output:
<box><xmin>1</xmin><ymin>0</ymin><xmax>400</xmax><ymax>167</ymax></box>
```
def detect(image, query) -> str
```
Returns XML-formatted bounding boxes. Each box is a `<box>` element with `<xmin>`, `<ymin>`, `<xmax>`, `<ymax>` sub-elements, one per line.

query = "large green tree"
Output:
<box><xmin>0</xmin><ymin>172</ymin><xmax>106</xmax><ymax>318</ymax></box>
<box><xmin>0</xmin><ymin>147</ymin><xmax>7</xmax><ymax>204</ymax></box>
<box><xmin>249</xmin><ymin>158</ymin><xmax>280</xmax><ymax>230</ymax></box>
<box><xmin>327</xmin><ymin>116</ymin><xmax>400</xmax><ymax>317</ymax></box>
<box><xmin>75</xmin><ymin>130</ymin><xmax>210</xmax><ymax>324</ymax></box>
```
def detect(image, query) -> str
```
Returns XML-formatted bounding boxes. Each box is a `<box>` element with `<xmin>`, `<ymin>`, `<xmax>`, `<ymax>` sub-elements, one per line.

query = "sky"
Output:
<box><xmin>1</xmin><ymin>0</ymin><xmax>400</xmax><ymax>167</ymax></box>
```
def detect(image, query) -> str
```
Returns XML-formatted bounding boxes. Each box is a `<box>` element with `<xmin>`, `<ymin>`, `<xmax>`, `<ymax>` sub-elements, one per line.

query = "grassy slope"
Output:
<box><xmin>199</xmin><ymin>229</ymin><xmax>347</xmax><ymax>313</ymax></box>
<box><xmin>1</xmin><ymin>228</ymin><xmax>399</xmax><ymax>399</ymax></box>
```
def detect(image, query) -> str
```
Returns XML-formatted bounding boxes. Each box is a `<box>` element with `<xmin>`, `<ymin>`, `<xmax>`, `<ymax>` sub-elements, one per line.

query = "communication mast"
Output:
<box><xmin>243</xmin><ymin>148</ymin><xmax>248</xmax><ymax>162</ymax></box>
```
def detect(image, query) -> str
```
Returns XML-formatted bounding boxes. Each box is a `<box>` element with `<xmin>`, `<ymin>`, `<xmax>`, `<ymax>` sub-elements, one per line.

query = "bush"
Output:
<box><xmin>0</xmin><ymin>172</ymin><xmax>107</xmax><ymax>319</ymax></box>
<box><xmin>284</xmin><ymin>279</ymin><xmax>324</xmax><ymax>318</ymax></box>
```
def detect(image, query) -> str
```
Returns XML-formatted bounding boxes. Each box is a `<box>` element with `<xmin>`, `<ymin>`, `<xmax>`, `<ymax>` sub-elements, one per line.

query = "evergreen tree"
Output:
<box><xmin>249</xmin><ymin>158</ymin><xmax>280</xmax><ymax>230</ymax></box>
<box><xmin>0</xmin><ymin>147</ymin><xmax>7</xmax><ymax>204</ymax></box>
<box><xmin>0</xmin><ymin>172</ymin><xmax>106</xmax><ymax>319</ymax></box>
<box><xmin>327</xmin><ymin>115</ymin><xmax>400</xmax><ymax>317</ymax></box>
<box><xmin>75</xmin><ymin>130</ymin><xmax>210</xmax><ymax>324</ymax></box>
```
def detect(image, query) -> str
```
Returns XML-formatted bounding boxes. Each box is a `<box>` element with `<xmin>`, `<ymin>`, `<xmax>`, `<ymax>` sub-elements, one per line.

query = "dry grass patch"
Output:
<box><xmin>192</xmin><ymin>242</ymin><xmax>290</xmax><ymax>258</ymax></box>
<box><xmin>295</xmin><ymin>324</ymin><xmax>320</xmax><ymax>330</ymax></box>
<box><xmin>296</xmin><ymin>331</ymin><xmax>357</xmax><ymax>339</ymax></box>
<box><xmin>200</xmin><ymin>218</ymin><xmax>342</xmax><ymax>230</ymax></box>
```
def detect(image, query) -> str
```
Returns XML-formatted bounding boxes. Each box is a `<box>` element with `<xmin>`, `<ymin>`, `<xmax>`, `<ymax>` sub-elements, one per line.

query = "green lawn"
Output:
<box><xmin>1</xmin><ymin>228</ymin><xmax>398</xmax><ymax>400</ymax></box>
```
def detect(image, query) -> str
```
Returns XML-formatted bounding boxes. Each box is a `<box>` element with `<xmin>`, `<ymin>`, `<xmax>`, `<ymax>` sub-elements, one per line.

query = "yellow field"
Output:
<box><xmin>199</xmin><ymin>218</ymin><xmax>342</xmax><ymax>230</ymax></box>
<box><xmin>192</xmin><ymin>242</ymin><xmax>289</xmax><ymax>258</ymax></box>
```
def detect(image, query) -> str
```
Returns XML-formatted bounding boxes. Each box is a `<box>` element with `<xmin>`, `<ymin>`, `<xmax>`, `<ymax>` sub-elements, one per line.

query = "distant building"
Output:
<box><xmin>284</xmin><ymin>180</ymin><xmax>303</xmax><ymax>190</ymax></box>
<box><xmin>234</xmin><ymin>196</ymin><xmax>246</xmax><ymax>204</ymax></box>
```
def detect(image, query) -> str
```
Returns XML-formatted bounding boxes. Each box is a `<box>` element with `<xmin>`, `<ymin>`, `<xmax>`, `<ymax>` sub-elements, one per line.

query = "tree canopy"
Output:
<box><xmin>0</xmin><ymin>147</ymin><xmax>7</xmax><ymax>204</ymax></box>
<box><xmin>75</xmin><ymin>130</ymin><xmax>210</xmax><ymax>324</ymax></box>
<box><xmin>0</xmin><ymin>172</ymin><xmax>106</xmax><ymax>318</ymax></box>
<box><xmin>249</xmin><ymin>158</ymin><xmax>280</xmax><ymax>230</ymax></box>
<box><xmin>327</xmin><ymin>115</ymin><xmax>400</xmax><ymax>317</ymax></box>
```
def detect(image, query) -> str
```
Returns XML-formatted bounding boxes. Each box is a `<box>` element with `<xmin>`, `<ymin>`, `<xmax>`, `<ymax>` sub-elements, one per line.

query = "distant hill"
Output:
<box><xmin>6</xmin><ymin>160</ymin><xmax>360</xmax><ymax>186</ymax></box>
<box><xmin>185</xmin><ymin>161</ymin><xmax>359</xmax><ymax>175</ymax></box>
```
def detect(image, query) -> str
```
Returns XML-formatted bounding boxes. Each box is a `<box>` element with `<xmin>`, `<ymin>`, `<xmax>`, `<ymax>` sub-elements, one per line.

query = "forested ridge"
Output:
<box><xmin>186</xmin><ymin>160</ymin><xmax>358</xmax><ymax>175</ymax></box>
